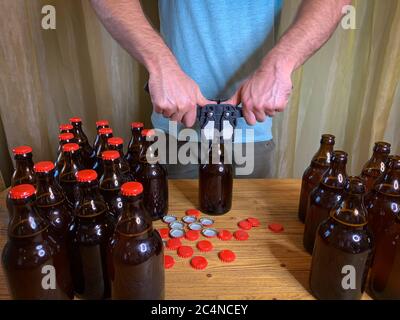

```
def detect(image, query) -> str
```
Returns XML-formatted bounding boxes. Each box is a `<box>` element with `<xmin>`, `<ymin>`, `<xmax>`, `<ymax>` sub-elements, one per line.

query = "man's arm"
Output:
<box><xmin>90</xmin><ymin>0</ymin><xmax>211</xmax><ymax>127</ymax></box>
<box><xmin>228</xmin><ymin>0</ymin><xmax>352</xmax><ymax>124</ymax></box>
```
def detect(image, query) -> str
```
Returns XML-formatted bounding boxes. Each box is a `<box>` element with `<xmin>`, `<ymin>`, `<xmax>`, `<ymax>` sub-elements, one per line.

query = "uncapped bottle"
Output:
<box><xmin>137</xmin><ymin>129</ymin><xmax>168</xmax><ymax>220</ymax></box>
<box><xmin>11</xmin><ymin>145</ymin><xmax>36</xmax><ymax>187</ymax></box>
<box><xmin>107</xmin><ymin>136</ymin><xmax>133</xmax><ymax>180</ymax></box>
<box><xmin>361</xmin><ymin>141</ymin><xmax>391</xmax><ymax>192</ymax></box>
<box><xmin>108</xmin><ymin>182</ymin><xmax>164</xmax><ymax>300</ymax></box>
<box><xmin>59</xmin><ymin>143</ymin><xmax>84</xmax><ymax>206</ymax></box>
<box><xmin>70</xmin><ymin>169</ymin><xmax>115</xmax><ymax>300</ymax></box>
<box><xmin>2</xmin><ymin>184</ymin><xmax>74</xmax><ymax>299</ymax></box>
<box><xmin>93</xmin><ymin>127</ymin><xmax>113</xmax><ymax>176</ymax></box>
<box><xmin>93</xmin><ymin>120</ymin><xmax>110</xmax><ymax>153</ymax></box>
<box><xmin>59</xmin><ymin>123</ymin><xmax>74</xmax><ymax>134</ymax></box>
<box><xmin>125</xmin><ymin>122</ymin><xmax>144</xmax><ymax>177</ymax></box>
<box><xmin>70</xmin><ymin>117</ymin><xmax>95</xmax><ymax>168</ymax></box>
<box><xmin>199</xmin><ymin>142</ymin><xmax>233</xmax><ymax>215</ymax></box>
<box><xmin>54</xmin><ymin>132</ymin><xmax>75</xmax><ymax>181</ymax></box>
<box><xmin>298</xmin><ymin>134</ymin><xmax>335</xmax><ymax>222</ymax></box>
<box><xmin>365</xmin><ymin>155</ymin><xmax>400</xmax><ymax>244</ymax></box>
<box><xmin>303</xmin><ymin>151</ymin><xmax>348</xmax><ymax>254</ymax></box>
<box><xmin>99</xmin><ymin>150</ymin><xmax>128</xmax><ymax>218</ymax></box>
<box><xmin>309</xmin><ymin>177</ymin><xmax>374</xmax><ymax>300</ymax></box>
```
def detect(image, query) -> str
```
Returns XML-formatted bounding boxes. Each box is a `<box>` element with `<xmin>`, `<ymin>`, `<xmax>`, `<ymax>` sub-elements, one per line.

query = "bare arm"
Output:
<box><xmin>90</xmin><ymin>0</ymin><xmax>211</xmax><ymax>127</ymax></box>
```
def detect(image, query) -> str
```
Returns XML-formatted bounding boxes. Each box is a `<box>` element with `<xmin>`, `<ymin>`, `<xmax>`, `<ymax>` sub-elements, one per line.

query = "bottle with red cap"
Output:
<box><xmin>107</xmin><ymin>137</ymin><xmax>133</xmax><ymax>180</ymax></box>
<box><xmin>298</xmin><ymin>134</ymin><xmax>335</xmax><ymax>223</ymax></box>
<box><xmin>2</xmin><ymin>184</ymin><xmax>74</xmax><ymax>299</ymax></box>
<box><xmin>11</xmin><ymin>145</ymin><xmax>36</xmax><ymax>187</ymax></box>
<box><xmin>59</xmin><ymin>143</ymin><xmax>84</xmax><ymax>206</ymax></box>
<box><xmin>137</xmin><ymin>129</ymin><xmax>168</xmax><ymax>220</ymax></box>
<box><xmin>59</xmin><ymin>123</ymin><xmax>74</xmax><ymax>134</ymax></box>
<box><xmin>126</xmin><ymin>122</ymin><xmax>144</xmax><ymax>177</ymax></box>
<box><xmin>303</xmin><ymin>150</ymin><xmax>348</xmax><ymax>254</ymax></box>
<box><xmin>54</xmin><ymin>133</ymin><xmax>76</xmax><ymax>181</ymax></box>
<box><xmin>93</xmin><ymin>120</ymin><xmax>110</xmax><ymax>152</ymax></box>
<box><xmin>93</xmin><ymin>127</ymin><xmax>113</xmax><ymax>176</ymax></box>
<box><xmin>71</xmin><ymin>169</ymin><xmax>115</xmax><ymax>300</ymax></box>
<box><xmin>108</xmin><ymin>181</ymin><xmax>164</xmax><ymax>299</ymax></box>
<box><xmin>309</xmin><ymin>177</ymin><xmax>373</xmax><ymax>300</ymax></box>
<box><xmin>99</xmin><ymin>150</ymin><xmax>128</xmax><ymax>217</ymax></box>
<box><xmin>70</xmin><ymin>117</ymin><xmax>95</xmax><ymax>168</ymax></box>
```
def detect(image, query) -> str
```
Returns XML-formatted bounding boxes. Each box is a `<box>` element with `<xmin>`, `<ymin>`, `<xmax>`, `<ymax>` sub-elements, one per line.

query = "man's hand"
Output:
<box><xmin>149</xmin><ymin>62</ymin><xmax>212</xmax><ymax>127</ymax></box>
<box><xmin>227</xmin><ymin>53</ymin><xmax>294</xmax><ymax>125</ymax></box>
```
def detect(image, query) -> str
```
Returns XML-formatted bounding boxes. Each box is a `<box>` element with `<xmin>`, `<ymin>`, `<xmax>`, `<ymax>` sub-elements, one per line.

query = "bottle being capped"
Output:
<box><xmin>54</xmin><ymin>132</ymin><xmax>76</xmax><ymax>181</ymax></box>
<box><xmin>93</xmin><ymin>127</ymin><xmax>113</xmax><ymax>176</ymax></box>
<box><xmin>126</xmin><ymin>122</ymin><xmax>144</xmax><ymax>177</ymax></box>
<box><xmin>70</xmin><ymin>169</ymin><xmax>114</xmax><ymax>300</ymax></box>
<box><xmin>298</xmin><ymin>134</ymin><xmax>335</xmax><ymax>222</ymax></box>
<box><xmin>69</xmin><ymin>117</ymin><xmax>95</xmax><ymax>168</ymax></box>
<box><xmin>59</xmin><ymin>123</ymin><xmax>74</xmax><ymax>134</ymax></box>
<box><xmin>136</xmin><ymin>129</ymin><xmax>168</xmax><ymax>220</ymax></box>
<box><xmin>108</xmin><ymin>137</ymin><xmax>134</xmax><ymax>180</ymax></box>
<box><xmin>11</xmin><ymin>145</ymin><xmax>36</xmax><ymax>187</ymax></box>
<box><xmin>303</xmin><ymin>150</ymin><xmax>348</xmax><ymax>254</ymax></box>
<box><xmin>309</xmin><ymin>177</ymin><xmax>373</xmax><ymax>300</ymax></box>
<box><xmin>361</xmin><ymin>141</ymin><xmax>391</xmax><ymax>192</ymax></box>
<box><xmin>1</xmin><ymin>184</ymin><xmax>74</xmax><ymax>299</ymax></box>
<box><xmin>59</xmin><ymin>143</ymin><xmax>84</xmax><ymax>206</ymax></box>
<box><xmin>93</xmin><ymin>120</ymin><xmax>110</xmax><ymax>153</ymax></box>
<box><xmin>108</xmin><ymin>181</ymin><xmax>165</xmax><ymax>299</ymax></box>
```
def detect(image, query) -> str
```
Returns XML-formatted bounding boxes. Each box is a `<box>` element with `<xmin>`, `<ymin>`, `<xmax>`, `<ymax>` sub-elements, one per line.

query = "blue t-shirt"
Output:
<box><xmin>153</xmin><ymin>0</ymin><xmax>282</xmax><ymax>142</ymax></box>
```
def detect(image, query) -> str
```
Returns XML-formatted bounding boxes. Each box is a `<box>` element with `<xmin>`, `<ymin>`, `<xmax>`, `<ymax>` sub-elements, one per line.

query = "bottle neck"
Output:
<box><xmin>109</xmin><ymin>144</ymin><xmax>124</xmax><ymax>157</ymax></box>
<box><xmin>312</xmin><ymin>142</ymin><xmax>334</xmax><ymax>165</ymax></box>
<box><xmin>375</xmin><ymin>167</ymin><xmax>400</xmax><ymax>196</ymax></box>
<box><xmin>331</xmin><ymin>192</ymin><xmax>368</xmax><ymax>227</ymax></box>
<box><xmin>97</xmin><ymin>134</ymin><xmax>113</xmax><ymax>154</ymax></box>
<box><xmin>117</xmin><ymin>194</ymin><xmax>152</xmax><ymax>236</ymax></box>
<box><xmin>102</xmin><ymin>160</ymin><xmax>122</xmax><ymax>176</ymax></box>
<box><xmin>321</xmin><ymin>161</ymin><xmax>347</xmax><ymax>189</ymax></box>
<box><xmin>140</xmin><ymin>141</ymin><xmax>157</xmax><ymax>163</ymax></box>
<box><xmin>76</xmin><ymin>180</ymin><xmax>107</xmax><ymax>217</ymax></box>
<box><xmin>63</xmin><ymin>151</ymin><xmax>83</xmax><ymax>168</ymax></box>
<box><xmin>15</xmin><ymin>155</ymin><xmax>34</xmax><ymax>171</ymax></box>
<box><xmin>36</xmin><ymin>172</ymin><xmax>64</xmax><ymax>204</ymax></box>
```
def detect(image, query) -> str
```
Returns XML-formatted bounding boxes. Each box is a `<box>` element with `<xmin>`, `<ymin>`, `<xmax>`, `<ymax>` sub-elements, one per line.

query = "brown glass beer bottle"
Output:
<box><xmin>70</xmin><ymin>117</ymin><xmax>95</xmax><ymax>168</ymax></box>
<box><xmin>59</xmin><ymin>123</ymin><xmax>74</xmax><ymax>134</ymax></box>
<box><xmin>137</xmin><ymin>129</ymin><xmax>168</xmax><ymax>220</ymax></box>
<box><xmin>360</xmin><ymin>141</ymin><xmax>391</xmax><ymax>192</ymax></box>
<box><xmin>303</xmin><ymin>150</ymin><xmax>348</xmax><ymax>254</ymax></box>
<box><xmin>126</xmin><ymin>122</ymin><xmax>144</xmax><ymax>176</ymax></box>
<box><xmin>99</xmin><ymin>150</ymin><xmax>128</xmax><ymax>218</ymax></box>
<box><xmin>11</xmin><ymin>145</ymin><xmax>36</xmax><ymax>187</ymax></box>
<box><xmin>199</xmin><ymin>143</ymin><xmax>233</xmax><ymax>215</ymax></box>
<box><xmin>54</xmin><ymin>132</ymin><xmax>75</xmax><ymax>181</ymax></box>
<box><xmin>70</xmin><ymin>170</ymin><xmax>115</xmax><ymax>299</ymax></box>
<box><xmin>93</xmin><ymin>120</ymin><xmax>110</xmax><ymax>152</ymax></box>
<box><xmin>1</xmin><ymin>184</ymin><xmax>74</xmax><ymax>299</ymax></box>
<box><xmin>93</xmin><ymin>127</ymin><xmax>113</xmax><ymax>176</ymax></box>
<box><xmin>365</xmin><ymin>155</ymin><xmax>400</xmax><ymax>244</ymax></box>
<box><xmin>108</xmin><ymin>182</ymin><xmax>164</xmax><ymax>299</ymax></box>
<box><xmin>309</xmin><ymin>177</ymin><xmax>373</xmax><ymax>300</ymax></box>
<box><xmin>59</xmin><ymin>143</ymin><xmax>84</xmax><ymax>206</ymax></box>
<box><xmin>298</xmin><ymin>134</ymin><xmax>335</xmax><ymax>222</ymax></box>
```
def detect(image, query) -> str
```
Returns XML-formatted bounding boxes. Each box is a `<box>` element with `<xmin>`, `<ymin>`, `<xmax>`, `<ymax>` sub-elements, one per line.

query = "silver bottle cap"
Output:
<box><xmin>162</xmin><ymin>215</ymin><xmax>177</xmax><ymax>224</ymax></box>
<box><xmin>169</xmin><ymin>228</ymin><xmax>185</xmax><ymax>238</ymax></box>
<box><xmin>199</xmin><ymin>217</ymin><xmax>214</xmax><ymax>226</ymax></box>
<box><xmin>169</xmin><ymin>221</ymin><xmax>185</xmax><ymax>230</ymax></box>
<box><xmin>188</xmin><ymin>222</ymin><xmax>203</xmax><ymax>231</ymax></box>
<box><xmin>201</xmin><ymin>228</ymin><xmax>218</xmax><ymax>238</ymax></box>
<box><xmin>182</xmin><ymin>215</ymin><xmax>197</xmax><ymax>224</ymax></box>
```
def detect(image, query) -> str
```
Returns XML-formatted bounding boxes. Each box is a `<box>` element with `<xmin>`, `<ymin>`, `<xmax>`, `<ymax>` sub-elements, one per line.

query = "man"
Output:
<box><xmin>91</xmin><ymin>0</ymin><xmax>350</xmax><ymax>178</ymax></box>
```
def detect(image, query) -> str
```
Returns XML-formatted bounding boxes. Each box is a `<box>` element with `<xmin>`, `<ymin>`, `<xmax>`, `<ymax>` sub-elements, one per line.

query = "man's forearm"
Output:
<box><xmin>90</xmin><ymin>0</ymin><xmax>176</xmax><ymax>73</ymax></box>
<box><xmin>268</xmin><ymin>0</ymin><xmax>352</xmax><ymax>71</ymax></box>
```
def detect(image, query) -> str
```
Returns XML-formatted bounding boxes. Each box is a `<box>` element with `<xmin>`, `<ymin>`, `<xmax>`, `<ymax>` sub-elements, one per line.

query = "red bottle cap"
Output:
<box><xmin>131</xmin><ymin>122</ymin><xmax>144</xmax><ymax>129</ymax></box>
<box><xmin>69</xmin><ymin>117</ymin><xmax>82</xmax><ymax>123</ymax></box>
<box><xmin>185</xmin><ymin>208</ymin><xmax>201</xmax><ymax>218</ymax></box>
<box><xmin>96</xmin><ymin>120</ymin><xmax>109</xmax><ymax>127</ymax></box>
<box><xmin>196</xmin><ymin>240</ymin><xmax>213</xmax><ymax>252</ymax></box>
<box><xmin>9</xmin><ymin>184</ymin><xmax>36</xmax><ymax>199</ymax></box>
<box><xmin>59</xmin><ymin>133</ymin><xmax>74</xmax><ymax>141</ymax></box>
<box><xmin>34</xmin><ymin>161</ymin><xmax>55</xmax><ymax>173</ymax></box>
<box><xmin>121</xmin><ymin>182</ymin><xmax>143</xmax><ymax>196</ymax></box>
<box><xmin>102</xmin><ymin>150</ymin><xmax>120</xmax><ymax>161</ymax></box>
<box><xmin>62</xmin><ymin>143</ymin><xmax>79</xmax><ymax>152</ymax></box>
<box><xmin>158</xmin><ymin>228</ymin><xmax>169</xmax><ymax>239</ymax></box>
<box><xmin>218</xmin><ymin>250</ymin><xmax>236</xmax><ymax>263</ymax></box>
<box><xmin>141</xmin><ymin>129</ymin><xmax>155</xmax><ymax>137</ymax></box>
<box><xmin>177</xmin><ymin>246</ymin><xmax>194</xmax><ymax>258</ymax></box>
<box><xmin>190</xmin><ymin>256</ymin><xmax>208</xmax><ymax>270</ymax></box>
<box><xmin>268</xmin><ymin>223</ymin><xmax>284</xmax><ymax>233</ymax></box>
<box><xmin>108</xmin><ymin>137</ymin><xmax>123</xmax><ymax>146</ymax></box>
<box><xmin>238</xmin><ymin>220</ymin><xmax>252</xmax><ymax>230</ymax></box>
<box><xmin>166</xmin><ymin>238</ymin><xmax>182</xmax><ymax>250</ymax></box>
<box><xmin>59</xmin><ymin>123</ymin><xmax>73</xmax><ymax>131</ymax></box>
<box><xmin>218</xmin><ymin>230</ymin><xmax>233</xmax><ymax>241</ymax></box>
<box><xmin>99</xmin><ymin>128</ymin><xmax>113</xmax><ymax>135</ymax></box>
<box><xmin>76</xmin><ymin>169</ymin><xmax>97</xmax><ymax>182</ymax></box>
<box><xmin>185</xmin><ymin>230</ymin><xmax>200</xmax><ymax>241</ymax></box>
<box><xmin>164</xmin><ymin>255</ymin><xmax>175</xmax><ymax>269</ymax></box>
<box><xmin>12</xmin><ymin>145</ymin><xmax>32</xmax><ymax>155</ymax></box>
<box><xmin>247</xmin><ymin>217</ymin><xmax>260</xmax><ymax>227</ymax></box>
<box><xmin>233</xmin><ymin>230</ymin><xmax>249</xmax><ymax>241</ymax></box>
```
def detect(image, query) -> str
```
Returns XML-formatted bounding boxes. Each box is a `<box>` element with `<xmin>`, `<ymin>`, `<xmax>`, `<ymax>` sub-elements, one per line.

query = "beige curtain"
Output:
<box><xmin>0</xmin><ymin>0</ymin><xmax>399</xmax><ymax>185</ymax></box>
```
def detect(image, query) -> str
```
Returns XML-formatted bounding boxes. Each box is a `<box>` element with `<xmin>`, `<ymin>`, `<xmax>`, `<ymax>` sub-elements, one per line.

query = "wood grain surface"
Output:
<box><xmin>0</xmin><ymin>179</ymin><xmax>371</xmax><ymax>300</ymax></box>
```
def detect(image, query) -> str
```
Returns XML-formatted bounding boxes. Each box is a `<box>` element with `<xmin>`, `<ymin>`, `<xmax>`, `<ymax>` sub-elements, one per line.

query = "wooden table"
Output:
<box><xmin>0</xmin><ymin>179</ymin><xmax>370</xmax><ymax>300</ymax></box>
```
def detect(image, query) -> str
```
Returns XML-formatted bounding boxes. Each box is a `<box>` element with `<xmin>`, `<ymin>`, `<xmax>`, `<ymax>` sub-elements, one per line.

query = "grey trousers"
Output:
<box><xmin>165</xmin><ymin>135</ymin><xmax>275</xmax><ymax>179</ymax></box>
